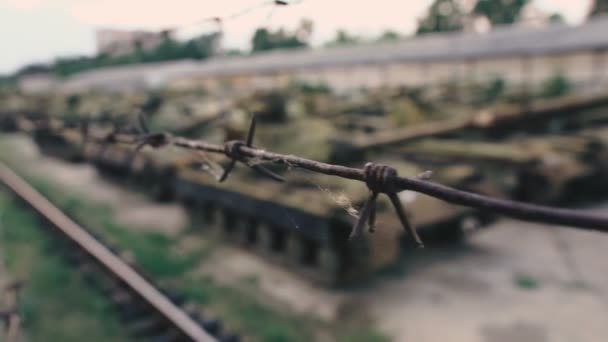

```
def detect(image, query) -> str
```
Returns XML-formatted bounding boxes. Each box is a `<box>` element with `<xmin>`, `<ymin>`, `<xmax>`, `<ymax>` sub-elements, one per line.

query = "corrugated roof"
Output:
<box><xmin>62</xmin><ymin>15</ymin><xmax>608</xmax><ymax>91</ymax></box>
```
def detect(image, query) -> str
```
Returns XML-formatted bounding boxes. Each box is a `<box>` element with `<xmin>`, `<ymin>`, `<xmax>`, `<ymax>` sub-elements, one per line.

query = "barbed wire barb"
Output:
<box><xmin>219</xmin><ymin>115</ymin><xmax>285</xmax><ymax>183</ymax></box>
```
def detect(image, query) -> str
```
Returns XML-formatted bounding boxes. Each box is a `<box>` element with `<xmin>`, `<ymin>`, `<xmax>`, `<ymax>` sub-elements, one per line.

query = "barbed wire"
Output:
<box><xmin>83</xmin><ymin>112</ymin><xmax>608</xmax><ymax>245</ymax></box>
<box><xmin>177</xmin><ymin>0</ymin><xmax>303</xmax><ymax>36</ymax></box>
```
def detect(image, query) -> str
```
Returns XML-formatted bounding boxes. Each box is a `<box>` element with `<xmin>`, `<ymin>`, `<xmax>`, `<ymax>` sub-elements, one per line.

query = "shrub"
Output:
<box><xmin>541</xmin><ymin>72</ymin><xmax>571</xmax><ymax>98</ymax></box>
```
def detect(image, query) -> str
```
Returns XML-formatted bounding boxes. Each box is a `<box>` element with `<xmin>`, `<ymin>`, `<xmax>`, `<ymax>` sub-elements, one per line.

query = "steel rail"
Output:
<box><xmin>0</xmin><ymin>162</ymin><xmax>216</xmax><ymax>342</ymax></box>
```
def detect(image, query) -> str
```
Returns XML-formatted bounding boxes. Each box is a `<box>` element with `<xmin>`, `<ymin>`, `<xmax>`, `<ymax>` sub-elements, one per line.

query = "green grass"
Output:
<box><xmin>1</xmin><ymin>148</ymin><xmax>389</xmax><ymax>342</ymax></box>
<box><xmin>3</xmin><ymin>170</ymin><xmax>318</xmax><ymax>341</ymax></box>
<box><xmin>19</xmin><ymin>175</ymin><xmax>208</xmax><ymax>281</ymax></box>
<box><xmin>29</xmin><ymin>179</ymin><xmax>321</xmax><ymax>341</ymax></box>
<box><xmin>0</xmin><ymin>191</ymin><xmax>131</xmax><ymax>342</ymax></box>
<box><xmin>101</xmin><ymin>220</ymin><xmax>208</xmax><ymax>279</ymax></box>
<box><xmin>180</xmin><ymin>276</ymin><xmax>315</xmax><ymax>342</ymax></box>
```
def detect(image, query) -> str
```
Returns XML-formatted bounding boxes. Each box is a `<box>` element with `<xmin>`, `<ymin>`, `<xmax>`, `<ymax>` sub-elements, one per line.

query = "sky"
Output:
<box><xmin>0</xmin><ymin>0</ymin><xmax>595</xmax><ymax>74</ymax></box>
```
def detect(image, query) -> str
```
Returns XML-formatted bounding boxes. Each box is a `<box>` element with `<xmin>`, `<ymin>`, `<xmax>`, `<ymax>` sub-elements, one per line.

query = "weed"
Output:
<box><xmin>0</xmin><ymin>192</ymin><xmax>130</xmax><ymax>342</ymax></box>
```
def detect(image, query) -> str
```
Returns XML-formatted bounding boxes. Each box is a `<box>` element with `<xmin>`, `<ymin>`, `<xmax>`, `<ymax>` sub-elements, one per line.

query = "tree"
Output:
<box><xmin>252</xmin><ymin>28</ymin><xmax>272</xmax><ymax>52</ymax></box>
<box><xmin>549</xmin><ymin>13</ymin><xmax>565</xmax><ymax>24</ymax></box>
<box><xmin>325</xmin><ymin>29</ymin><xmax>361</xmax><ymax>46</ymax></box>
<box><xmin>13</xmin><ymin>29</ymin><xmax>221</xmax><ymax>78</ymax></box>
<box><xmin>151</xmin><ymin>31</ymin><xmax>182</xmax><ymax>61</ymax></box>
<box><xmin>15</xmin><ymin>63</ymin><xmax>52</xmax><ymax>76</ymax></box>
<box><xmin>224</xmin><ymin>49</ymin><xmax>245</xmax><ymax>56</ymax></box>
<box><xmin>184</xmin><ymin>32</ymin><xmax>221</xmax><ymax>59</ymax></box>
<box><xmin>542</xmin><ymin>73</ymin><xmax>571</xmax><ymax>98</ymax></box>
<box><xmin>416</xmin><ymin>0</ymin><xmax>464</xmax><ymax>35</ymax></box>
<box><xmin>473</xmin><ymin>0</ymin><xmax>529</xmax><ymax>26</ymax></box>
<box><xmin>588</xmin><ymin>0</ymin><xmax>608</xmax><ymax>18</ymax></box>
<box><xmin>377</xmin><ymin>30</ymin><xmax>401</xmax><ymax>42</ymax></box>
<box><xmin>0</xmin><ymin>74</ymin><xmax>15</xmax><ymax>89</ymax></box>
<box><xmin>251</xmin><ymin>27</ymin><xmax>307</xmax><ymax>52</ymax></box>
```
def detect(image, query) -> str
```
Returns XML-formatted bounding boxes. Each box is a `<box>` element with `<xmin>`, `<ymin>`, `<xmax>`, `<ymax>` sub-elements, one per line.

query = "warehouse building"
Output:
<box><xmin>48</xmin><ymin>15</ymin><xmax>608</xmax><ymax>95</ymax></box>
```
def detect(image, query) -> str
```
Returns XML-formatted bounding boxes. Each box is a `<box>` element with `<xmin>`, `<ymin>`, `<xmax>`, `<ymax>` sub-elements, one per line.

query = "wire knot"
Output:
<box><xmin>124</xmin><ymin>112</ymin><xmax>173</xmax><ymax>152</ymax></box>
<box><xmin>364</xmin><ymin>162</ymin><xmax>397</xmax><ymax>194</ymax></box>
<box><xmin>104</xmin><ymin>132</ymin><xmax>118</xmax><ymax>144</ymax></box>
<box><xmin>135</xmin><ymin>132</ymin><xmax>173</xmax><ymax>151</ymax></box>
<box><xmin>223</xmin><ymin>140</ymin><xmax>246</xmax><ymax>161</ymax></box>
<box><xmin>350</xmin><ymin>163</ymin><xmax>424</xmax><ymax>248</ymax></box>
<box><xmin>218</xmin><ymin>115</ymin><xmax>284</xmax><ymax>183</ymax></box>
<box><xmin>143</xmin><ymin>132</ymin><xmax>172</xmax><ymax>148</ymax></box>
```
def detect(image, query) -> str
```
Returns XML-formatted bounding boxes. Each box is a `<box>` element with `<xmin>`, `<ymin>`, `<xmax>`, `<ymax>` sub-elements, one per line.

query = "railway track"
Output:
<box><xmin>0</xmin><ymin>162</ymin><xmax>236</xmax><ymax>342</ymax></box>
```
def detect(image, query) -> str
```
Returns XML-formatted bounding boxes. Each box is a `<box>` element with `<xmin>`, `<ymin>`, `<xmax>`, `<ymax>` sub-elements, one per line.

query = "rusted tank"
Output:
<box><xmin>0</xmin><ymin>92</ymin><xmax>47</xmax><ymax>131</ymax></box>
<box><xmin>396</xmin><ymin>136</ymin><xmax>606</xmax><ymax>204</ymax></box>
<box><xmin>30</xmin><ymin>121</ymin><xmax>86</xmax><ymax>162</ymax></box>
<box><xmin>11</xmin><ymin>88</ymin><xmax>608</xmax><ymax>286</ymax></box>
<box><xmin>164</xmin><ymin>92</ymin><xmax>498</xmax><ymax>284</ymax></box>
<box><xmin>64</xmin><ymin>89</ymin><xmax>494</xmax><ymax>285</ymax></box>
<box><xmin>127</xmin><ymin>147</ymin><xmax>194</xmax><ymax>201</ymax></box>
<box><xmin>173</xmin><ymin>159</ymin><xmax>491</xmax><ymax>285</ymax></box>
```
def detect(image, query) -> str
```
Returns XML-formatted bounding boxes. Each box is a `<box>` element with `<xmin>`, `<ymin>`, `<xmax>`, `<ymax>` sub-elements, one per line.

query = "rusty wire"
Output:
<box><xmin>185</xmin><ymin>0</ymin><xmax>302</xmax><ymax>33</ymax></box>
<box><xmin>85</xmin><ymin>113</ymin><xmax>608</xmax><ymax>245</ymax></box>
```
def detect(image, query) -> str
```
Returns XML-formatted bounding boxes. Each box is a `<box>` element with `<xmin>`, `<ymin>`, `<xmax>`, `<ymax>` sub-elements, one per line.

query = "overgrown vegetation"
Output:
<box><xmin>417</xmin><ymin>0</ymin><xmax>464</xmax><ymax>35</ymax></box>
<box><xmin>251</xmin><ymin>19</ymin><xmax>313</xmax><ymax>53</ymax></box>
<box><xmin>29</xmin><ymin>179</ymin><xmax>208</xmax><ymax>281</ymax></box>
<box><xmin>14</xmin><ymin>19</ymin><xmax>313</xmax><ymax>79</ymax></box>
<box><xmin>472</xmin><ymin>77</ymin><xmax>507</xmax><ymax>106</ymax></box>
<box><xmin>252</xmin><ymin>28</ymin><xmax>308</xmax><ymax>52</ymax></box>
<box><xmin>16</xmin><ymin>31</ymin><xmax>220</xmax><ymax>78</ymax></box>
<box><xmin>541</xmin><ymin>73</ymin><xmax>571</xmax><ymax>98</ymax></box>
<box><xmin>473</xmin><ymin>0</ymin><xmax>529</xmax><ymax>26</ymax></box>
<box><xmin>290</xmin><ymin>80</ymin><xmax>332</xmax><ymax>94</ymax></box>
<box><xmin>0</xmin><ymin>192</ymin><xmax>130</xmax><ymax>342</ymax></box>
<box><xmin>589</xmin><ymin>0</ymin><xmax>608</xmax><ymax>18</ymax></box>
<box><xmin>0</xmin><ymin>152</ymin><xmax>388</xmax><ymax>342</ymax></box>
<box><xmin>416</xmin><ymin>0</ymin><xmax>564</xmax><ymax>35</ymax></box>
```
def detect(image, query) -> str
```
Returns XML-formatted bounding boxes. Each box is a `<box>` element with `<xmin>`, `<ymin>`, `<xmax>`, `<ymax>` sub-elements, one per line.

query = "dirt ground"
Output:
<box><xmin>2</xmin><ymin>134</ymin><xmax>607</xmax><ymax>342</ymax></box>
<box><xmin>359</xmin><ymin>215</ymin><xmax>608</xmax><ymax>342</ymax></box>
<box><xmin>0</xmin><ymin>134</ymin><xmax>349</xmax><ymax>320</ymax></box>
<box><xmin>1</xmin><ymin>135</ymin><xmax>187</xmax><ymax>235</ymax></box>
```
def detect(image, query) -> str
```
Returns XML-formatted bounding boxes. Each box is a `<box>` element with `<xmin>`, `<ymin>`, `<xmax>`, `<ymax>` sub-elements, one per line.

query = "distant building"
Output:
<box><xmin>96</xmin><ymin>29</ymin><xmax>171</xmax><ymax>56</ymax></box>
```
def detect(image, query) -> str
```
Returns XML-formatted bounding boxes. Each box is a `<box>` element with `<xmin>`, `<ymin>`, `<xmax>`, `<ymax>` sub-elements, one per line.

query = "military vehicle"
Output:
<box><xmin>5</xmin><ymin>88</ymin><xmax>608</xmax><ymax>285</ymax></box>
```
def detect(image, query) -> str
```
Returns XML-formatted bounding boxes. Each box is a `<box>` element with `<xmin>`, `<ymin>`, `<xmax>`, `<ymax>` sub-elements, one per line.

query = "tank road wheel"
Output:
<box><xmin>129</xmin><ymin>153</ymin><xmax>147</xmax><ymax>176</ymax></box>
<box><xmin>200</xmin><ymin>203</ymin><xmax>217</xmax><ymax>226</ymax></box>
<box><xmin>106</xmin><ymin>147</ymin><xmax>122</xmax><ymax>172</ymax></box>
<box><xmin>319</xmin><ymin>246</ymin><xmax>340</xmax><ymax>275</ymax></box>
<box><xmin>257</xmin><ymin>224</ymin><xmax>274</xmax><ymax>254</ymax></box>
<box><xmin>186</xmin><ymin>200</ymin><xmax>205</xmax><ymax>229</ymax></box>
<box><xmin>286</xmin><ymin>234</ymin><xmax>305</xmax><ymax>264</ymax></box>
<box><xmin>152</xmin><ymin>178</ymin><xmax>175</xmax><ymax>202</ymax></box>
<box><xmin>83</xmin><ymin>142</ymin><xmax>102</xmax><ymax>162</ymax></box>
<box><xmin>93</xmin><ymin>145</ymin><xmax>110</xmax><ymax>169</ymax></box>
<box><xmin>209</xmin><ymin>210</ymin><xmax>228</xmax><ymax>239</ymax></box>
<box><xmin>129</xmin><ymin>157</ymin><xmax>151</xmax><ymax>191</ymax></box>
<box><xmin>149</xmin><ymin>168</ymin><xmax>175</xmax><ymax>201</ymax></box>
<box><xmin>221</xmin><ymin>211</ymin><xmax>239</xmax><ymax>240</ymax></box>
<box><xmin>234</xmin><ymin>218</ymin><xmax>257</xmax><ymax>246</ymax></box>
<box><xmin>116</xmin><ymin>149</ymin><xmax>132</xmax><ymax>174</ymax></box>
<box><xmin>104</xmin><ymin>147</ymin><xmax>117</xmax><ymax>169</ymax></box>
